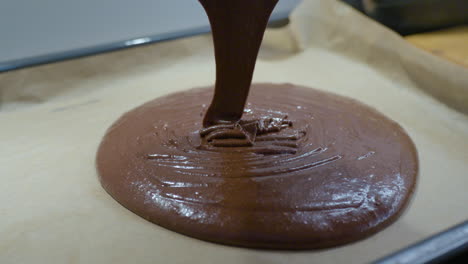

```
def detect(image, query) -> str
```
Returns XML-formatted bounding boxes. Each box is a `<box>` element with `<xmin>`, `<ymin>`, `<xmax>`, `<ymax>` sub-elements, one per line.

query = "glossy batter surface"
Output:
<box><xmin>96</xmin><ymin>83</ymin><xmax>418</xmax><ymax>249</ymax></box>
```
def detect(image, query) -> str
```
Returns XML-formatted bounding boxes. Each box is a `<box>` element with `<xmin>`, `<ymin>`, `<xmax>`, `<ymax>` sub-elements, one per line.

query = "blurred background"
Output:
<box><xmin>344</xmin><ymin>0</ymin><xmax>468</xmax><ymax>34</ymax></box>
<box><xmin>0</xmin><ymin>0</ymin><xmax>467</xmax><ymax>71</ymax></box>
<box><xmin>0</xmin><ymin>0</ymin><xmax>300</xmax><ymax>71</ymax></box>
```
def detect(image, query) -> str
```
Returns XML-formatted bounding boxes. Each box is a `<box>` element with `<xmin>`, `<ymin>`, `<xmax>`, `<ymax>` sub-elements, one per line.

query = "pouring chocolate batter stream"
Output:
<box><xmin>97</xmin><ymin>0</ymin><xmax>418</xmax><ymax>249</ymax></box>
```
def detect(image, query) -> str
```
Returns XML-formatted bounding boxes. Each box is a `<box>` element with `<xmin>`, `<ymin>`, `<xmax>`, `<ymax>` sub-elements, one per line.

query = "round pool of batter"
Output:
<box><xmin>96</xmin><ymin>83</ymin><xmax>418</xmax><ymax>249</ymax></box>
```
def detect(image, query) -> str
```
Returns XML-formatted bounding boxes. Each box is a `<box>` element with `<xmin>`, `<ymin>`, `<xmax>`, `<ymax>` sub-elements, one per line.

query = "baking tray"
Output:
<box><xmin>1</xmin><ymin>1</ymin><xmax>467</xmax><ymax>263</ymax></box>
<box><xmin>375</xmin><ymin>220</ymin><xmax>468</xmax><ymax>263</ymax></box>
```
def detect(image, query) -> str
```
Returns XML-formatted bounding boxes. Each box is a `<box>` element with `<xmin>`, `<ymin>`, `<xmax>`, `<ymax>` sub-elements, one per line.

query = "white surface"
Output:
<box><xmin>0</xmin><ymin>0</ymin><xmax>300</xmax><ymax>63</ymax></box>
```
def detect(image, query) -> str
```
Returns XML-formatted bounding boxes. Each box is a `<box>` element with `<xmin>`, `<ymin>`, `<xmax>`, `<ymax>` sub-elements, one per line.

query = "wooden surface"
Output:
<box><xmin>405</xmin><ymin>26</ymin><xmax>468</xmax><ymax>68</ymax></box>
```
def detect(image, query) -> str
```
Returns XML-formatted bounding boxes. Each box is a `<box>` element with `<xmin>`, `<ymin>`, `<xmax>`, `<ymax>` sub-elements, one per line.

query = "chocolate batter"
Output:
<box><xmin>200</xmin><ymin>0</ymin><xmax>278</xmax><ymax>126</ymax></box>
<box><xmin>97</xmin><ymin>84</ymin><xmax>418</xmax><ymax>249</ymax></box>
<box><xmin>96</xmin><ymin>0</ymin><xmax>418</xmax><ymax>249</ymax></box>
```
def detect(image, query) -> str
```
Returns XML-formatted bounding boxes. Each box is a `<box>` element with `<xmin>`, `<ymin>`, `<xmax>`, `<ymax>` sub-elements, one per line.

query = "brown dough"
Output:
<box><xmin>96</xmin><ymin>83</ymin><xmax>418</xmax><ymax>249</ymax></box>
